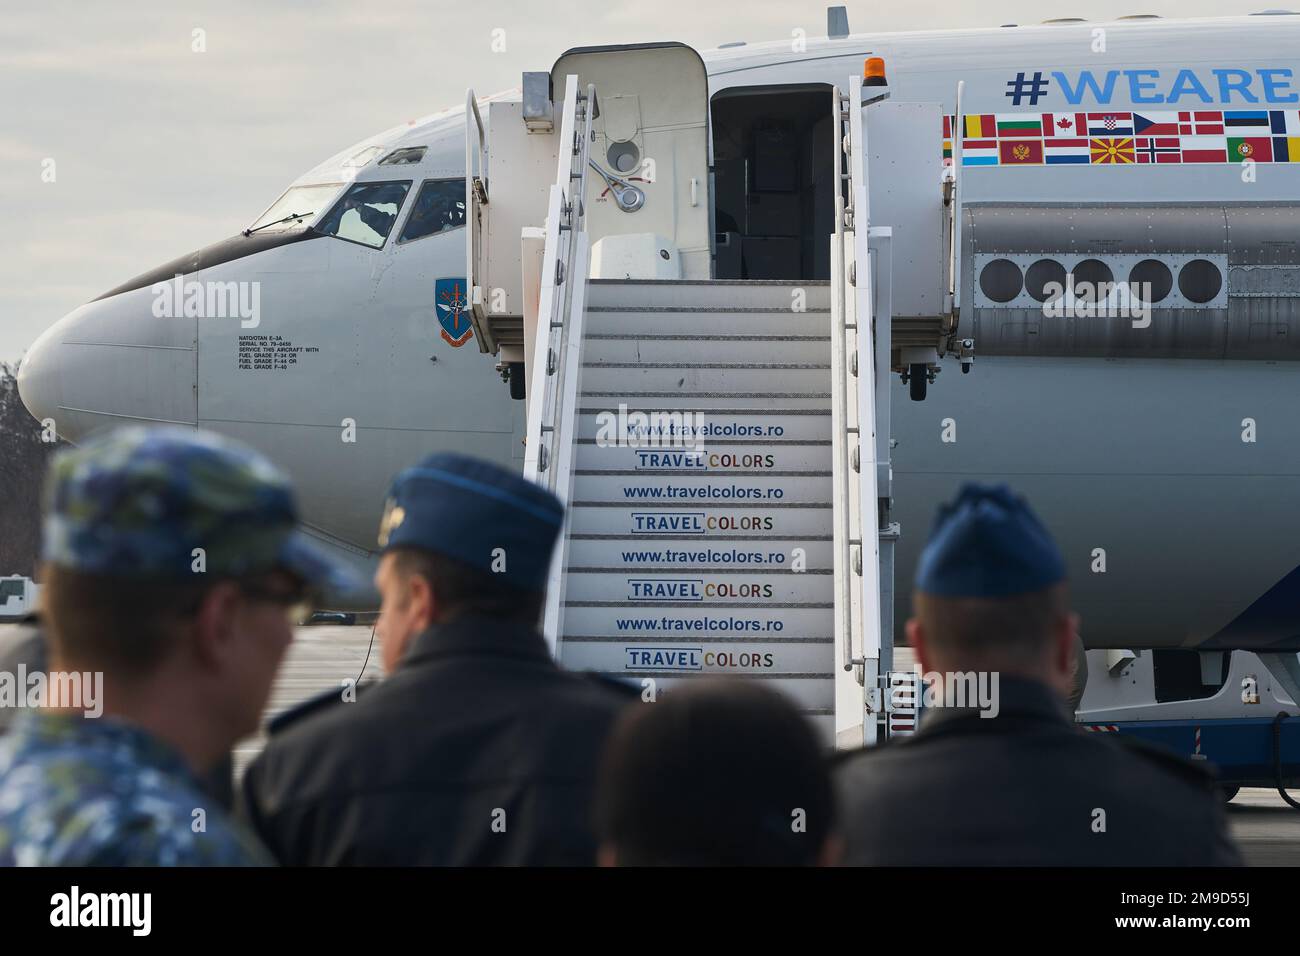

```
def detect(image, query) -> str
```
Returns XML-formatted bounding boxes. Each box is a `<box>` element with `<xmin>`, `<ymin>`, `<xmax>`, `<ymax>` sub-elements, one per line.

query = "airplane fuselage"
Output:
<box><xmin>19</xmin><ymin>15</ymin><xmax>1300</xmax><ymax>652</ymax></box>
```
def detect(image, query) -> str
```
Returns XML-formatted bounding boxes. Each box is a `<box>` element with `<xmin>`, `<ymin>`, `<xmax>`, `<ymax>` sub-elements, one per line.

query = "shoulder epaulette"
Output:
<box><xmin>266</xmin><ymin>680</ymin><xmax>377</xmax><ymax>735</ymax></box>
<box><xmin>580</xmin><ymin>671</ymin><xmax>644</xmax><ymax>700</ymax></box>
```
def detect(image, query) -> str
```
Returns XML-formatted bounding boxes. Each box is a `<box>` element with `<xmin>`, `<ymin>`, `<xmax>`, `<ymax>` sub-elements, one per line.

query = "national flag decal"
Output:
<box><xmin>1090</xmin><ymin>138</ymin><xmax>1135</xmax><ymax>164</ymax></box>
<box><xmin>996</xmin><ymin>113</ymin><xmax>1043</xmax><ymax>137</ymax></box>
<box><xmin>999</xmin><ymin>139</ymin><xmax>1043</xmax><ymax>164</ymax></box>
<box><xmin>1132</xmin><ymin>112</ymin><xmax>1180</xmax><ymax>136</ymax></box>
<box><xmin>943</xmin><ymin>109</ymin><xmax>1296</xmax><ymax>168</ymax></box>
<box><xmin>964</xmin><ymin>114</ymin><xmax>996</xmax><ymax>138</ymax></box>
<box><xmin>1274</xmin><ymin>136</ymin><xmax>1300</xmax><ymax>162</ymax></box>
<box><xmin>1135</xmin><ymin>137</ymin><xmax>1181</xmax><ymax>164</ymax></box>
<box><xmin>1088</xmin><ymin>112</ymin><xmax>1134</xmax><ymax>137</ymax></box>
<box><xmin>1229</xmin><ymin>137</ymin><xmax>1274</xmax><ymax>163</ymax></box>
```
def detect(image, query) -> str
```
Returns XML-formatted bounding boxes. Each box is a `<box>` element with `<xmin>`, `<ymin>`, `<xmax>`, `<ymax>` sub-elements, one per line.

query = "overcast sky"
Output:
<box><xmin>0</xmin><ymin>0</ymin><xmax>1276</xmax><ymax>362</ymax></box>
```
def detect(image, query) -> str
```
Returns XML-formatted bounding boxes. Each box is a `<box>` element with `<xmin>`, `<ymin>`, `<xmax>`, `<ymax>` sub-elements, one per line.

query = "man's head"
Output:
<box><xmin>373</xmin><ymin>452</ymin><xmax>563</xmax><ymax>670</ymax></box>
<box><xmin>373</xmin><ymin>549</ymin><xmax>546</xmax><ymax>672</ymax></box>
<box><xmin>595</xmin><ymin>680</ymin><xmax>837</xmax><ymax>866</ymax></box>
<box><xmin>39</xmin><ymin>426</ymin><xmax>364</xmax><ymax>766</ymax></box>
<box><xmin>907</xmin><ymin>484</ymin><xmax>1077</xmax><ymax>697</ymax></box>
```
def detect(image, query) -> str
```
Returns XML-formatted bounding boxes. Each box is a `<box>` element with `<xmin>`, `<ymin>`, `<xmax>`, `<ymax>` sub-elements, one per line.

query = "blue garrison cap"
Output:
<box><xmin>914</xmin><ymin>483</ymin><xmax>1066</xmax><ymax>598</ymax></box>
<box><xmin>378</xmin><ymin>452</ymin><xmax>563</xmax><ymax>592</ymax></box>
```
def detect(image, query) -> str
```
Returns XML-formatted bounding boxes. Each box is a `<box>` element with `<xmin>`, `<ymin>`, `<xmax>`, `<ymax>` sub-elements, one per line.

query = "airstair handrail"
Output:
<box><xmin>522</xmin><ymin>74</ymin><xmax>595</xmax><ymax>654</ymax></box>
<box><xmin>831</xmin><ymin>75</ymin><xmax>885</xmax><ymax>744</ymax></box>
<box><xmin>949</xmin><ymin>80</ymin><xmax>965</xmax><ymax>309</ymax></box>
<box><xmin>849</xmin><ymin>75</ymin><xmax>884</xmax><ymax>725</ymax></box>
<box><xmin>830</xmin><ymin>86</ymin><xmax>854</xmax><ymax>681</ymax></box>
<box><xmin>466</xmin><ymin>88</ymin><xmax>488</xmax><ymax>199</ymax></box>
<box><xmin>465</xmin><ymin>89</ymin><xmax>489</xmax><ymax>332</ymax></box>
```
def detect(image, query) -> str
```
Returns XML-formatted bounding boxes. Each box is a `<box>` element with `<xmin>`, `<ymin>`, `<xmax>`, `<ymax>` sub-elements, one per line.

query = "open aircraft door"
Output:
<box><xmin>550</xmin><ymin>43</ymin><xmax>713</xmax><ymax>280</ymax></box>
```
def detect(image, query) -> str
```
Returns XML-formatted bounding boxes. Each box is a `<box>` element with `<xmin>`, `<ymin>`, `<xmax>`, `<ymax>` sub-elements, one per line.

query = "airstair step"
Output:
<box><xmin>557</xmin><ymin>666</ymin><xmax>836</xmax><ymax>712</ymax></box>
<box><xmin>565</xmin><ymin>503</ymin><xmax>833</xmax><ymax>537</ymax></box>
<box><xmin>560</xmin><ymin>637</ymin><xmax>834</xmax><ymax>675</ymax></box>
<box><xmin>573</xmin><ymin>441</ymin><xmax>831</xmax><ymax>473</ymax></box>
<box><xmin>563</xmin><ymin>569</ymin><xmax>832</xmax><ymax>604</ymax></box>
<box><xmin>582</xmin><ymin>336</ymin><xmax>829</xmax><ymax>365</ymax></box>
<box><xmin>575</xmin><ymin>409</ymin><xmax>831</xmax><ymax>442</ymax></box>
<box><xmin>561</xmin><ymin>605</ymin><xmax>833</xmax><ymax>641</ymax></box>
<box><xmin>571</xmin><ymin>472</ymin><xmax>831</xmax><ymax>505</ymax></box>
<box><xmin>580</xmin><ymin>391</ymin><xmax>831</xmax><ymax>410</ymax></box>
<box><xmin>586</xmin><ymin>279</ymin><xmax>831</xmax><ymax>311</ymax></box>
<box><xmin>565</xmin><ymin>536</ymin><xmax>833</xmax><ymax>569</ymax></box>
<box><xmin>584</xmin><ymin>308</ymin><xmax>830</xmax><ymax>336</ymax></box>
<box><xmin>580</xmin><ymin>364</ymin><xmax>829</xmax><ymax>393</ymax></box>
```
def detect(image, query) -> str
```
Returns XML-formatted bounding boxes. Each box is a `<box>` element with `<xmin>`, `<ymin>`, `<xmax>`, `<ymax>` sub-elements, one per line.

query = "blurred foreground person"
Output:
<box><xmin>0</xmin><ymin>427</ymin><xmax>361</xmax><ymax>865</ymax></box>
<box><xmin>0</xmin><ymin>619</ymin><xmax>236</xmax><ymax>808</ymax></box>
<box><xmin>0</xmin><ymin>620</ymin><xmax>44</xmax><ymax>736</ymax></box>
<box><xmin>596</xmin><ymin>680</ymin><xmax>837</xmax><ymax>866</ymax></box>
<box><xmin>239</xmin><ymin>452</ymin><xmax>635</xmax><ymax>865</ymax></box>
<box><xmin>835</xmin><ymin>484</ymin><xmax>1241</xmax><ymax>866</ymax></box>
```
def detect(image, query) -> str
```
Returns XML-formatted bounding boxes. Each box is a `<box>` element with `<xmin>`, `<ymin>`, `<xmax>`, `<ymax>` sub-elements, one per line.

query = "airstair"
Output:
<box><xmin>466</xmin><ymin>44</ymin><xmax>960</xmax><ymax>745</ymax></box>
<box><xmin>560</xmin><ymin>276</ymin><xmax>839</xmax><ymax>738</ymax></box>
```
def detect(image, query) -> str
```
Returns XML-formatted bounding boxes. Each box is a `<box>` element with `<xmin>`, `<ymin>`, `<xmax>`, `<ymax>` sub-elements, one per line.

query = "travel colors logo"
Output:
<box><xmin>50</xmin><ymin>886</ymin><xmax>151</xmax><ymax>936</ymax></box>
<box><xmin>622</xmin><ymin>646</ymin><xmax>777</xmax><ymax>670</ymax></box>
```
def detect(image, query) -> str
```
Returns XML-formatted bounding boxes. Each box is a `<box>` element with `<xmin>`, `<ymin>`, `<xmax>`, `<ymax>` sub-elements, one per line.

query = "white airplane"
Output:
<box><xmin>17</xmin><ymin>9</ymin><xmax>1300</xmax><ymax>684</ymax></box>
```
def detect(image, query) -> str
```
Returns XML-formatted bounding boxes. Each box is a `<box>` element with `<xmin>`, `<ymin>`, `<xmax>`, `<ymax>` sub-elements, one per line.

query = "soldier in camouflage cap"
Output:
<box><xmin>0</xmin><ymin>426</ymin><xmax>365</xmax><ymax>866</ymax></box>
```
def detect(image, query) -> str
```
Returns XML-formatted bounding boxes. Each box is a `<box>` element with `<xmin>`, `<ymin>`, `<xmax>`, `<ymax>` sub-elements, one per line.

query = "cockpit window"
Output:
<box><xmin>398</xmin><ymin>180</ymin><xmax>466</xmax><ymax>244</ymax></box>
<box><xmin>248</xmin><ymin>183</ymin><xmax>342</xmax><ymax>233</ymax></box>
<box><xmin>344</xmin><ymin>146</ymin><xmax>385</xmax><ymax>168</ymax></box>
<box><xmin>313</xmin><ymin>181</ymin><xmax>411</xmax><ymax>249</ymax></box>
<box><xmin>381</xmin><ymin>147</ymin><xmax>427</xmax><ymax>166</ymax></box>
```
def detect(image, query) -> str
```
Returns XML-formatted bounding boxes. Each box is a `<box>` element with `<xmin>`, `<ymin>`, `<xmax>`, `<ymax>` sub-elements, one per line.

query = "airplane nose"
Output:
<box><xmin>16</xmin><ymin>322</ymin><xmax>60</xmax><ymax>431</ymax></box>
<box><xmin>16</xmin><ymin>287</ymin><xmax>198</xmax><ymax>444</ymax></box>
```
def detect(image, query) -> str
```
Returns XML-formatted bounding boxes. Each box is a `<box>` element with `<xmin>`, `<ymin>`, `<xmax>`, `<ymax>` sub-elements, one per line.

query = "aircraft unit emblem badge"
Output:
<box><xmin>434</xmin><ymin>277</ymin><xmax>473</xmax><ymax>347</ymax></box>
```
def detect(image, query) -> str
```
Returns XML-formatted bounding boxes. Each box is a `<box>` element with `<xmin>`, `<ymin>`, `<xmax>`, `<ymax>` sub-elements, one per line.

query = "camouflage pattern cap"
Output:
<box><xmin>41</xmin><ymin>426</ymin><xmax>365</xmax><ymax>596</ymax></box>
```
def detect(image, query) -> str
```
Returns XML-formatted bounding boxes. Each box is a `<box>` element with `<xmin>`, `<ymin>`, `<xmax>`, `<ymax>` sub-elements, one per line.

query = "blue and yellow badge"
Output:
<box><xmin>434</xmin><ymin>277</ymin><xmax>472</xmax><ymax>347</ymax></box>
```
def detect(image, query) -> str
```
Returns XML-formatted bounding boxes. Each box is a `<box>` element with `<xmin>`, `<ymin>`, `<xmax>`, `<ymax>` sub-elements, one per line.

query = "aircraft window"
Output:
<box><xmin>1072</xmin><ymin>258</ymin><xmax>1113</xmax><ymax>302</ymax></box>
<box><xmin>1025</xmin><ymin>259</ymin><xmax>1067</xmax><ymax>303</ymax></box>
<box><xmin>979</xmin><ymin>259</ymin><xmax>1023</xmax><ymax>303</ymax></box>
<box><xmin>1128</xmin><ymin>259</ymin><xmax>1173</xmax><ymax>303</ymax></box>
<box><xmin>248</xmin><ymin>183</ymin><xmax>342</xmax><ymax>232</ymax></box>
<box><xmin>1178</xmin><ymin>259</ymin><xmax>1223</xmax><ymax>303</ymax></box>
<box><xmin>344</xmin><ymin>146</ymin><xmax>385</xmax><ymax>168</ymax></box>
<box><xmin>314</xmin><ymin>181</ymin><xmax>411</xmax><ymax>249</ymax></box>
<box><xmin>398</xmin><ymin>180</ymin><xmax>467</xmax><ymax>244</ymax></box>
<box><xmin>381</xmin><ymin>147</ymin><xmax>427</xmax><ymax>166</ymax></box>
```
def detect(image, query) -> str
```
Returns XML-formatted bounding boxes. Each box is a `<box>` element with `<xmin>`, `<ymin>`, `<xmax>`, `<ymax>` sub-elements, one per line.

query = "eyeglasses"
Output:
<box><xmin>239</xmin><ymin>581</ymin><xmax>313</xmax><ymax>623</ymax></box>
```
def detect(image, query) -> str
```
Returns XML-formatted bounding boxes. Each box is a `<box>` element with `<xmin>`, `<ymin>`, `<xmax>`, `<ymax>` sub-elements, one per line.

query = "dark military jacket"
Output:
<box><xmin>0</xmin><ymin>712</ymin><xmax>271</xmax><ymax>866</ymax></box>
<box><xmin>238</xmin><ymin>614</ymin><xmax>636</xmax><ymax>866</ymax></box>
<box><xmin>834</xmin><ymin>676</ymin><xmax>1242</xmax><ymax>866</ymax></box>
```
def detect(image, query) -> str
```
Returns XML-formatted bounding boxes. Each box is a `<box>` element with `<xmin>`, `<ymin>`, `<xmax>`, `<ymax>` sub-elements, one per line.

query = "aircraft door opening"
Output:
<box><xmin>710</xmin><ymin>84</ymin><xmax>835</xmax><ymax>280</ymax></box>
